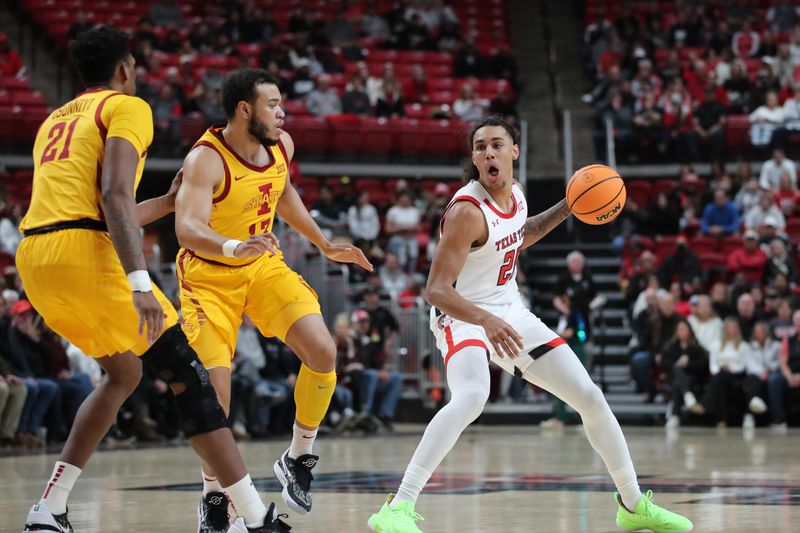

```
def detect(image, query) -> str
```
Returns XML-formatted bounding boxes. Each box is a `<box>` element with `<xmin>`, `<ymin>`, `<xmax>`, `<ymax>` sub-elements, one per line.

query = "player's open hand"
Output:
<box><xmin>167</xmin><ymin>168</ymin><xmax>183</xmax><ymax>199</ymax></box>
<box><xmin>234</xmin><ymin>233</ymin><xmax>280</xmax><ymax>258</ymax></box>
<box><xmin>481</xmin><ymin>314</ymin><xmax>524</xmax><ymax>359</ymax></box>
<box><xmin>322</xmin><ymin>241</ymin><xmax>374</xmax><ymax>271</ymax></box>
<box><xmin>132</xmin><ymin>291</ymin><xmax>165</xmax><ymax>344</ymax></box>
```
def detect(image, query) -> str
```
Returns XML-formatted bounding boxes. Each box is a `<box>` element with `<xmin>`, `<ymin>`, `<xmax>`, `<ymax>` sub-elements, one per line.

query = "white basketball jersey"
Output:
<box><xmin>439</xmin><ymin>180</ymin><xmax>528</xmax><ymax>307</ymax></box>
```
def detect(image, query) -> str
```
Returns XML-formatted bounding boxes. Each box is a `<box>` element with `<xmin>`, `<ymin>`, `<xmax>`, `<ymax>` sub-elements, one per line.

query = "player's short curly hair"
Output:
<box><xmin>221</xmin><ymin>69</ymin><xmax>281</xmax><ymax>119</ymax></box>
<box><xmin>69</xmin><ymin>26</ymin><xmax>131</xmax><ymax>87</ymax></box>
<box><xmin>462</xmin><ymin>115</ymin><xmax>521</xmax><ymax>182</ymax></box>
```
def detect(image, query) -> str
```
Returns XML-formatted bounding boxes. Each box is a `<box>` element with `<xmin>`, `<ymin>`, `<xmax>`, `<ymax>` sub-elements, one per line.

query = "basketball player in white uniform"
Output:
<box><xmin>367</xmin><ymin>116</ymin><xmax>693</xmax><ymax>533</ymax></box>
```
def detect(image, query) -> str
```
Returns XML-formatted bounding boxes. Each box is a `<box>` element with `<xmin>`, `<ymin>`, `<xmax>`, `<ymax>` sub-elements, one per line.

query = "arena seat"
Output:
<box><xmin>361</xmin><ymin>117</ymin><xmax>396</xmax><ymax>156</ymax></box>
<box><xmin>690</xmin><ymin>235</ymin><xmax>718</xmax><ymax>254</ymax></box>
<box><xmin>328</xmin><ymin>115</ymin><xmax>363</xmax><ymax>157</ymax></box>
<box><xmin>719</xmin><ymin>235</ymin><xmax>744</xmax><ymax>256</ymax></box>
<box><xmin>725</xmin><ymin>115</ymin><xmax>752</xmax><ymax>151</ymax></box>
<box><xmin>698</xmin><ymin>251</ymin><xmax>726</xmax><ymax>271</ymax></box>
<box><xmin>626</xmin><ymin>181</ymin><xmax>652</xmax><ymax>208</ymax></box>
<box><xmin>288</xmin><ymin>115</ymin><xmax>330</xmax><ymax>155</ymax></box>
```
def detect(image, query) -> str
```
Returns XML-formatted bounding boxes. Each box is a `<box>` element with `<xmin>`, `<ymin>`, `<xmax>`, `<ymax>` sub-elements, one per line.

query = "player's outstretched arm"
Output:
<box><xmin>275</xmin><ymin>131</ymin><xmax>373</xmax><ymax>271</ymax></box>
<box><xmin>427</xmin><ymin>201</ymin><xmax>524</xmax><ymax>358</ymax></box>
<box><xmin>520</xmin><ymin>199</ymin><xmax>572</xmax><ymax>250</ymax></box>
<box><xmin>137</xmin><ymin>169</ymin><xmax>183</xmax><ymax>226</ymax></box>
<box><xmin>175</xmin><ymin>146</ymin><xmax>277</xmax><ymax>259</ymax></box>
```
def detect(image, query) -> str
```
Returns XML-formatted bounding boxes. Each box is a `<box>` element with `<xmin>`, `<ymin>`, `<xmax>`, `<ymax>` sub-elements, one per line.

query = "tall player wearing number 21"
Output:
<box><xmin>367</xmin><ymin>116</ymin><xmax>693</xmax><ymax>533</ymax></box>
<box><xmin>174</xmin><ymin>68</ymin><xmax>373</xmax><ymax>532</ymax></box>
<box><xmin>17</xmin><ymin>28</ymin><xmax>290</xmax><ymax>533</ymax></box>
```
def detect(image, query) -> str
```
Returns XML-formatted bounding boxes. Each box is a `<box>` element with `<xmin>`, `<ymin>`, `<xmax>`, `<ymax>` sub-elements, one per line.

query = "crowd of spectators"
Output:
<box><xmin>619</xmin><ymin>151</ymin><xmax>800</xmax><ymax>428</ymax></box>
<box><xmin>57</xmin><ymin>0</ymin><xmax>521</xmax><ymax>155</ymax></box>
<box><xmin>584</xmin><ymin>1</ymin><xmax>800</xmax><ymax>163</ymax></box>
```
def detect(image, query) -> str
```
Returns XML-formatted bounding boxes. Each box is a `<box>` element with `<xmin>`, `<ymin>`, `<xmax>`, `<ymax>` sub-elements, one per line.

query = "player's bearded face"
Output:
<box><xmin>248</xmin><ymin>113</ymin><xmax>279</xmax><ymax>147</ymax></box>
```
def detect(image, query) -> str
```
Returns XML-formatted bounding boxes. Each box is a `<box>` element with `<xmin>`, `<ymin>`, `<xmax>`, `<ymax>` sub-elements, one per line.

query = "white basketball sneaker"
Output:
<box><xmin>22</xmin><ymin>500</ymin><xmax>73</xmax><ymax>533</ymax></box>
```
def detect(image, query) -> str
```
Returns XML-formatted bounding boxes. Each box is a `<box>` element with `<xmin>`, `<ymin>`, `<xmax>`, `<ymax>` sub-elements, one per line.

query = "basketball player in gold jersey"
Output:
<box><xmin>17</xmin><ymin>28</ymin><xmax>289</xmax><ymax>533</ymax></box>
<box><xmin>175</xmin><ymin>68</ymin><xmax>372</xmax><ymax>531</ymax></box>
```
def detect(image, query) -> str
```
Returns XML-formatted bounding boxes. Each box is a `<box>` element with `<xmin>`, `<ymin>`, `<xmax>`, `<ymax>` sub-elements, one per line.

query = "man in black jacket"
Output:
<box><xmin>659</xmin><ymin>236</ymin><xmax>702</xmax><ymax>290</ymax></box>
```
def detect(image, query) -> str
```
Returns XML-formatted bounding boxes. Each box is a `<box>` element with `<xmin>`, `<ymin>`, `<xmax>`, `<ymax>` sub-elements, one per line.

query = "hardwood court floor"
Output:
<box><xmin>2</xmin><ymin>425</ymin><xmax>799</xmax><ymax>532</ymax></box>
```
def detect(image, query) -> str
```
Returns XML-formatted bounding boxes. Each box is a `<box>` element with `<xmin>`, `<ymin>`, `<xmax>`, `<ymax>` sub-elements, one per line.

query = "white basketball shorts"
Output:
<box><xmin>430</xmin><ymin>296</ymin><xmax>565</xmax><ymax>376</ymax></box>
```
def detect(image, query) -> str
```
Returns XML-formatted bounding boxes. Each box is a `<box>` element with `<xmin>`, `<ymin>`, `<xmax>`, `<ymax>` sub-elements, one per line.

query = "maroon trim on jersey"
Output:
<box><xmin>276</xmin><ymin>137</ymin><xmax>289</xmax><ymax>163</ymax></box>
<box><xmin>443</xmin><ymin>325</ymin><xmax>488</xmax><ymax>366</ymax></box>
<box><xmin>439</xmin><ymin>195</ymin><xmax>481</xmax><ymax>234</ymax></box>
<box><xmin>194</xmin><ymin>140</ymin><xmax>232</xmax><ymax>204</ymax></box>
<box><xmin>76</xmin><ymin>86</ymin><xmax>111</xmax><ymax>97</ymax></box>
<box><xmin>94</xmin><ymin>92</ymin><xmax>123</xmax><ymax>141</ymax></box>
<box><xmin>177</xmin><ymin>250</ymin><xmax>209</xmax><ymax>324</ymax></box>
<box><xmin>483</xmin><ymin>192</ymin><xmax>518</xmax><ymax>220</ymax></box>
<box><xmin>209</xmin><ymin>125</ymin><xmax>276</xmax><ymax>173</ymax></box>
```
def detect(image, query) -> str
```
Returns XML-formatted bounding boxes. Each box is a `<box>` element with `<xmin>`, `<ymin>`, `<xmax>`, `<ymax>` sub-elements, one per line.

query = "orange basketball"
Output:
<box><xmin>566</xmin><ymin>164</ymin><xmax>626</xmax><ymax>225</ymax></box>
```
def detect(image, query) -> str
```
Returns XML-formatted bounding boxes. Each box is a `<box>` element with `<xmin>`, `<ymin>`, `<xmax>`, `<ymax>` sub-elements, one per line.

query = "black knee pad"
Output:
<box><xmin>140</xmin><ymin>325</ymin><xmax>230</xmax><ymax>438</ymax></box>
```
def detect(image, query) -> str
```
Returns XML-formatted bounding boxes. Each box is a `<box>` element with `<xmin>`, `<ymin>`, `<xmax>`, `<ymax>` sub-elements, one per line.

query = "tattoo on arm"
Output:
<box><xmin>105</xmin><ymin>194</ymin><xmax>146</xmax><ymax>274</ymax></box>
<box><xmin>521</xmin><ymin>199</ymin><xmax>571</xmax><ymax>250</ymax></box>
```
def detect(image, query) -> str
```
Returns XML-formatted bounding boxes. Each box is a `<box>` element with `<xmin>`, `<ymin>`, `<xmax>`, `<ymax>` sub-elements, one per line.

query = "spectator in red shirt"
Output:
<box><xmin>403</xmin><ymin>64</ymin><xmax>430</xmax><ymax>104</ymax></box>
<box><xmin>732</xmin><ymin>20</ymin><xmax>761</xmax><ymax>58</ymax></box>
<box><xmin>727</xmin><ymin>230</ymin><xmax>769</xmax><ymax>283</ymax></box>
<box><xmin>772</xmin><ymin>171</ymin><xmax>800</xmax><ymax>217</ymax></box>
<box><xmin>0</xmin><ymin>34</ymin><xmax>24</xmax><ymax>78</ymax></box>
<box><xmin>660</xmin><ymin>78</ymin><xmax>694</xmax><ymax>138</ymax></box>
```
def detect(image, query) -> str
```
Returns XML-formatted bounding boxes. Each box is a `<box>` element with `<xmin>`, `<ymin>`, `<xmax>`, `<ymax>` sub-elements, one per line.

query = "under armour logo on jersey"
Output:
<box><xmin>208</xmin><ymin>495</ymin><xmax>225</xmax><ymax>506</ymax></box>
<box><xmin>492</xmin><ymin>219</ymin><xmax>500</xmax><ymax>227</ymax></box>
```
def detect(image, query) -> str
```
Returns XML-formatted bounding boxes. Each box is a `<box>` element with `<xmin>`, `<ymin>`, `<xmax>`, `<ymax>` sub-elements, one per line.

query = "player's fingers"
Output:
<box><xmin>490</xmin><ymin>337</ymin><xmax>505</xmax><ymax>359</ymax></box>
<box><xmin>502</xmin><ymin>338</ymin><xmax>519</xmax><ymax>359</ymax></box>
<box><xmin>138</xmin><ymin>312</ymin><xmax>145</xmax><ymax>337</ymax></box>
<box><xmin>145</xmin><ymin>311</ymin><xmax>157</xmax><ymax>344</ymax></box>
<box><xmin>355</xmin><ymin>249</ymin><xmax>374</xmax><ymax>271</ymax></box>
<box><xmin>151</xmin><ymin>310</ymin><xmax>165</xmax><ymax>343</ymax></box>
<box><xmin>508</xmin><ymin>328</ymin><xmax>525</xmax><ymax>351</ymax></box>
<box><xmin>265</xmin><ymin>232</ymin><xmax>280</xmax><ymax>248</ymax></box>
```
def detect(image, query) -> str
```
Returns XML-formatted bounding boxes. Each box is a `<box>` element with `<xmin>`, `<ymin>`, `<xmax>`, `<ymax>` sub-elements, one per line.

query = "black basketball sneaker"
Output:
<box><xmin>273</xmin><ymin>449</ymin><xmax>318</xmax><ymax>515</ymax></box>
<box><xmin>226</xmin><ymin>503</ymin><xmax>292</xmax><ymax>532</ymax></box>
<box><xmin>22</xmin><ymin>501</ymin><xmax>73</xmax><ymax>533</ymax></box>
<box><xmin>197</xmin><ymin>491</ymin><xmax>230</xmax><ymax>533</ymax></box>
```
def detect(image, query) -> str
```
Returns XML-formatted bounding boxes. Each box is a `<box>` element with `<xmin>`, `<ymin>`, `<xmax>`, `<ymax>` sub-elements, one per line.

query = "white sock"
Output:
<box><xmin>289</xmin><ymin>423</ymin><xmax>317</xmax><ymax>459</ymax></box>
<box><xmin>610</xmin><ymin>464</ymin><xmax>643</xmax><ymax>511</ymax></box>
<box><xmin>519</xmin><ymin>344</ymin><xmax>642</xmax><ymax>511</ymax></box>
<box><xmin>392</xmin><ymin>464</ymin><xmax>432</xmax><ymax>506</ymax></box>
<box><xmin>224</xmin><ymin>475</ymin><xmax>267</xmax><ymax>528</ymax></box>
<box><xmin>41</xmin><ymin>461</ymin><xmax>82</xmax><ymax>515</ymax></box>
<box><xmin>202</xmin><ymin>468</ymin><xmax>222</xmax><ymax>495</ymax></box>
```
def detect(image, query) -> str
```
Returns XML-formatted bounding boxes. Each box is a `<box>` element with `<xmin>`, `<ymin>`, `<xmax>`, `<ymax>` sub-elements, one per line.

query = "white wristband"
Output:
<box><xmin>222</xmin><ymin>239</ymin><xmax>242</xmax><ymax>258</ymax></box>
<box><xmin>127</xmin><ymin>270</ymin><xmax>152</xmax><ymax>293</ymax></box>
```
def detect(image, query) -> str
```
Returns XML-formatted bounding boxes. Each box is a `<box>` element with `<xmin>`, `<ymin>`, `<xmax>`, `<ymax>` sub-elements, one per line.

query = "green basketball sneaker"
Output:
<box><xmin>615</xmin><ymin>490</ymin><xmax>693</xmax><ymax>532</ymax></box>
<box><xmin>367</xmin><ymin>494</ymin><xmax>424</xmax><ymax>533</ymax></box>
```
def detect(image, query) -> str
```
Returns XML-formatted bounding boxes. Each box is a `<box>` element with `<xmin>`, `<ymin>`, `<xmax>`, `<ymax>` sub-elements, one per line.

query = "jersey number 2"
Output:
<box><xmin>40</xmin><ymin>118</ymin><xmax>79</xmax><ymax>164</ymax></box>
<box><xmin>497</xmin><ymin>248</ymin><xmax>520</xmax><ymax>286</ymax></box>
